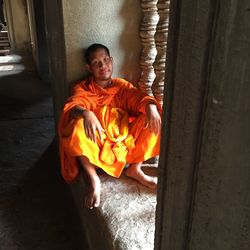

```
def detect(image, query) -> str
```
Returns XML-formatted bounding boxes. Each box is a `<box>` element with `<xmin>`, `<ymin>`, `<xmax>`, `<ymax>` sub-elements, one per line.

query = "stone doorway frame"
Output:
<box><xmin>155</xmin><ymin>0</ymin><xmax>250</xmax><ymax>249</ymax></box>
<box><xmin>43</xmin><ymin>0</ymin><xmax>200</xmax><ymax>248</ymax></box>
<box><xmin>154</xmin><ymin>0</ymin><xmax>219</xmax><ymax>248</ymax></box>
<box><xmin>38</xmin><ymin>1</ymin><xmax>250</xmax><ymax>249</ymax></box>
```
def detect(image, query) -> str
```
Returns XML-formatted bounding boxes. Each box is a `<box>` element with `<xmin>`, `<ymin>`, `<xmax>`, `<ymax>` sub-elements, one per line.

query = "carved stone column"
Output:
<box><xmin>138</xmin><ymin>0</ymin><xmax>159</xmax><ymax>95</ymax></box>
<box><xmin>152</xmin><ymin>0</ymin><xmax>170</xmax><ymax>105</ymax></box>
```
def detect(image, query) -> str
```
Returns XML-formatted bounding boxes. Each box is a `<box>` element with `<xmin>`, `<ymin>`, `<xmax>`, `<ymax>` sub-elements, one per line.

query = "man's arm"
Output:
<box><xmin>70</xmin><ymin>105</ymin><xmax>104</xmax><ymax>143</ymax></box>
<box><xmin>116</xmin><ymin>80</ymin><xmax>161</xmax><ymax>116</ymax></box>
<box><xmin>117</xmin><ymin>82</ymin><xmax>162</xmax><ymax>134</ymax></box>
<box><xmin>70</xmin><ymin>105</ymin><xmax>86</xmax><ymax>119</ymax></box>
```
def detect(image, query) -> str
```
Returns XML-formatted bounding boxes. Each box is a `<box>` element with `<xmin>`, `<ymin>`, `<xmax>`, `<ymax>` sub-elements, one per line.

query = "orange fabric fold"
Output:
<box><xmin>58</xmin><ymin>77</ymin><xmax>161</xmax><ymax>183</ymax></box>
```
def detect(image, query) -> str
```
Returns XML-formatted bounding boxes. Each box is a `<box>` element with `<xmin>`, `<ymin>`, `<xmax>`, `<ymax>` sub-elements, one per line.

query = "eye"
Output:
<box><xmin>91</xmin><ymin>60</ymin><xmax>98</xmax><ymax>67</ymax></box>
<box><xmin>104</xmin><ymin>57</ymin><xmax>111</xmax><ymax>63</ymax></box>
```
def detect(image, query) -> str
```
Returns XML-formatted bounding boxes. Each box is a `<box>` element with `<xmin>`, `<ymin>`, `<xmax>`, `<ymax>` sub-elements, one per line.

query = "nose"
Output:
<box><xmin>98</xmin><ymin>61</ymin><xmax>104</xmax><ymax>68</ymax></box>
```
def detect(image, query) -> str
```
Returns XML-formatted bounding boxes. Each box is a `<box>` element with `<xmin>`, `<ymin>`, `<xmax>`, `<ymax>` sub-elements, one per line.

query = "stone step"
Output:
<box><xmin>0</xmin><ymin>36</ymin><xmax>8</xmax><ymax>40</ymax></box>
<box><xmin>0</xmin><ymin>47</ymin><xmax>10</xmax><ymax>51</ymax></box>
<box><xmin>0</xmin><ymin>54</ymin><xmax>22</xmax><ymax>64</ymax></box>
<box><xmin>0</xmin><ymin>31</ymin><xmax>8</xmax><ymax>37</ymax></box>
<box><xmin>70</xmin><ymin>165</ymin><xmax>157</xmax><ymax>250</ymax></box>
<box><xmin>0</xmin><ymin>39</ymin><xmax>8</xmax><ymax>43</ymax></box>
<box><xmin>0</xmin><ymin>49</ymin><xmax>10</xmax><ymax>56</ymax></box>
<box><xmin>0</xmin><ymin>42</ymin><xmax>10</xmax><ymax>47</ymax></box>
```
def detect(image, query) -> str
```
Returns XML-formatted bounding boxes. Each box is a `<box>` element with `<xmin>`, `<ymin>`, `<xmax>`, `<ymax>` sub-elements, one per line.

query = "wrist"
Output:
<box><xmin>71</xmin><ymin>106</ymin><xmax>87</xmax><ymax>118</ymax></box>
<box><xmin>147</xmin><ymin>103</ymin><xmax>157</xmax><ymax>112</ymax></box>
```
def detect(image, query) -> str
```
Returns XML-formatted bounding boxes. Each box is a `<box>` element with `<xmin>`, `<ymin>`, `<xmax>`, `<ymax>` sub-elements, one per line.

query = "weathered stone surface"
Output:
<box><xmin>71</xmin><ymin>168</ymin><xmax>157</xmax><ymax>250</ymax></box>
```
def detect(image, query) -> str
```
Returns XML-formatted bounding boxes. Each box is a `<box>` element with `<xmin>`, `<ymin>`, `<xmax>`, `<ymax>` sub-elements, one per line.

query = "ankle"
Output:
<box><xmin>127</xmin><ymin>162</ymin><xmax>142</xmax><ymax>171</ymax></box>
<box><xmin>125</xmin><ymin>165</ymin><xmax>142</xmax><ymax>177</ymax></box>
<box><xmin>90</xmin><ymin>175</ymin><xmax>101</xmax><ymax>186</ymax></box>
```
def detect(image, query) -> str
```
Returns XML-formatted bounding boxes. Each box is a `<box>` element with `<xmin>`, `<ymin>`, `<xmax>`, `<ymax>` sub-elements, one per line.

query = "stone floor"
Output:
<box><xmin>0</xmin><ymin>55</ymin><xmax>87</xmax><ymax>250</ymax></box>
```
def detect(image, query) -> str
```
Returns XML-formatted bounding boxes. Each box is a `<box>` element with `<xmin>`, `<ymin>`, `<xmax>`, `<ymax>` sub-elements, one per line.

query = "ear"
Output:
<box><xmin>85</xmin><ymin>64</ymin><xmax>92</xmax><ymax>73</ymax></box>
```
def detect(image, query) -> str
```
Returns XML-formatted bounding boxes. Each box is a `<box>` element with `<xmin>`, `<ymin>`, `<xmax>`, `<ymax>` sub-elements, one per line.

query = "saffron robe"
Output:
<box><xmin>58</xmin><ymin>77</ymin><xmax>161</xmax><ymax>183</ymax></box>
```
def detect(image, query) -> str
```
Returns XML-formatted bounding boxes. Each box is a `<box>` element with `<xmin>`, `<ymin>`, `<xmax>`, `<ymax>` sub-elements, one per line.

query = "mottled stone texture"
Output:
<box><xmin>62</xmin><ymin>0</ymin><xmax>142</xmax><ymax>87</ymax></box>
<box><xmin>189</xmin><ymin>1</ymin><xmax>250</xmax><ymax>249</ymax></box>
<box><xmin>71</xmin><ymin>167</ymin><xmax>157</xmax><ymax>250</ymax></box>
<box><xmin>155</xmin><ymin>0</ymin><xmax>250</xmax><ymax>249</ymax></box>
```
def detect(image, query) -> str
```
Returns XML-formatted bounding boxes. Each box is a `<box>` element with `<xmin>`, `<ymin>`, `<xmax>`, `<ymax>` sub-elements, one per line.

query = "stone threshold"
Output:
<box><xmin>70</xmin><ymin>165</ymin><xmax>157</xmax><ymax>250</ymax></box>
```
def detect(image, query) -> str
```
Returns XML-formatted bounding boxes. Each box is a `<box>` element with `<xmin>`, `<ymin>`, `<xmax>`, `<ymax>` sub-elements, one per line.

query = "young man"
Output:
<box><xmin>59</xmin><ymin>44</ymin><xmax>161</xmax><ymax>209</ymax></box>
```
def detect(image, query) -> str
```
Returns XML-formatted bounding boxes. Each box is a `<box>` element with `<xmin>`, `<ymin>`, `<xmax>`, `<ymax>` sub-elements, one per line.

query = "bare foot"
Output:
<box><xmin>77</xmin><ymin>156</ymin><xmax>101</xmax><ymax>209</ymax></box>
<box><xmin>124</xmin><ymin>164</ymin><xmax>157</xmax><ymax>189</ymax></box>
<box><xmin>84</xmin><ymin>175</ymin><xmax>101</xmax><ymax>209</ymax></box>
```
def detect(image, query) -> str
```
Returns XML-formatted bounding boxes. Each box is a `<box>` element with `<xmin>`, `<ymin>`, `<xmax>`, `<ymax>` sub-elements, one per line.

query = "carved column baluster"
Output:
<box><xmin>138</xmin><ymin>0</ymin><xmax>159</xmax><ymax>96</ymax></box>
<box><xmin>152</xmin><ymin>0</ymin><xmax>170</xmax><ymax>105</ymax></box>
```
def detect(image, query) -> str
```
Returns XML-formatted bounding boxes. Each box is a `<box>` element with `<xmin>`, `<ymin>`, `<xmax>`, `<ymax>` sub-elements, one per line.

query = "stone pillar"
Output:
<box><xmin>138</xmin><ymin>0</ymin><xmax>159</xmax><ymax>95</ymax></box>
<box><xmin>152</xmin><ymin>0</ymin><xmax>170</xmax><ymax>105</ymax></box>
<box><xmin>44</xmin><ymin>0</ymin><xmax>67</xmax><ymax>124</ymax></box>
<box><xmin>155</xmin><ymin>0</ymin><xmax>250</xmax><ymax>249</ymax></box>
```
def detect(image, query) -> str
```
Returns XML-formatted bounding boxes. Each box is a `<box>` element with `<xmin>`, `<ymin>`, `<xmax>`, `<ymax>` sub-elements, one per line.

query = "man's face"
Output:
<box><xmin>87</xmin><ymin>48</ymin><xmax>113</xmax><ymax>83</ymax></box>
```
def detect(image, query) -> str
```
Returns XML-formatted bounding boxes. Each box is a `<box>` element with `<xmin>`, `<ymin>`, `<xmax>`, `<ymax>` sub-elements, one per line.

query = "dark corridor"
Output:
<box><xmin>0</xmin><ymin>56</ymin><xmax>87</xmax><ymax>249</ymax></box>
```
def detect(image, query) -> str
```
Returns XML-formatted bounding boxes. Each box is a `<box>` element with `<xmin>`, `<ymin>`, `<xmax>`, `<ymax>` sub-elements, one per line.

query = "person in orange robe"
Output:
<box><xmin>58</xmin><ymin>43</ymin><xmax>162</xmax><ymax>209</ymax></box>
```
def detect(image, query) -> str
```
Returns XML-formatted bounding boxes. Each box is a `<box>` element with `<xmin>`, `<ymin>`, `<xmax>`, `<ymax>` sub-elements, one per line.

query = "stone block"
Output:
<box><xmin>70</xmin><ymin>167</ymin><xmax>157</xmax><ymax>250</ymax></box>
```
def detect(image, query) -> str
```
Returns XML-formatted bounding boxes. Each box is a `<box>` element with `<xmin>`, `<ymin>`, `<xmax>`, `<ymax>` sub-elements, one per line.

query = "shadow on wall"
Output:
<box><xmin>119</xmin><ymin>0</ymin><xmax>141</xmax><ymax>85</ymax></box>
<box><xmin>67</xmin><ymin>48</ymin><xmax>90</xmax><ymax>95</ymax></box>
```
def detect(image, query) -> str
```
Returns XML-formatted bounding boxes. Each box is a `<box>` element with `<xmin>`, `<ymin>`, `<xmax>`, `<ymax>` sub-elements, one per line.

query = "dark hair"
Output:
<box><xmin>85</xmin><ymin>43</ymin><xmax>110</xmax><ymax>64</ymax></box>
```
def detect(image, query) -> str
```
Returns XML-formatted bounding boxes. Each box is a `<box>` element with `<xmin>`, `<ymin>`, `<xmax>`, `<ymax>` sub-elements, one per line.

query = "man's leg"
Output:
<box><xmin>125</xmin><ymin>114</ymin><xmax>160</xmax><ymax>189</ymax></box>
<box><xmin>77</xmin><ymin>155</ymin><xmax>101</xmax><ymax>209</ymax></box>
<box><xmin>124</xmin><ymin>162</ymin><xmax>157</xmax><ymax>189</ymax></box>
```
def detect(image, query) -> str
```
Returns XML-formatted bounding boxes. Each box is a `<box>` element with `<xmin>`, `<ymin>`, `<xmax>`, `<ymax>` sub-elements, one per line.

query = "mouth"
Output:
<box><xmin>99</xmin><ymin>69</ymin><xmax>109</xmax><ymax>75</ymax></box>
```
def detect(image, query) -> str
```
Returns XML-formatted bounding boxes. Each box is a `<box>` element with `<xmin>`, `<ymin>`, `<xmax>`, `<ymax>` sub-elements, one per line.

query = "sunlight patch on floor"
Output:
<box><xmin>0</xmin><ymin>55</ymin><xmax>22</xmax><ymax>64</ymax></box>
<box><xmin>0</xmin><ymin>64</ymin><xmax>25</xmax><ymax>76</ymax></box>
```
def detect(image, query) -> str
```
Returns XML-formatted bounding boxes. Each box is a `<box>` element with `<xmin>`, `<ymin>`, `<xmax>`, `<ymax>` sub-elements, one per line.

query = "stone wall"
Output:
<box><xmin>155</xmin><ymin>0</ymin><xmax>250</xmax><ymax>249</ymax></box>
<box><xmin>62</xmin><ymin>0</ymin><xmax>142</xmax><ymax>93</ymax></box>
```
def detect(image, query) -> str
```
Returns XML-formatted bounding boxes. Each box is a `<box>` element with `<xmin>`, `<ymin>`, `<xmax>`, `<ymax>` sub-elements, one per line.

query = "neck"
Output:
<box><xmin>94</xmin><ymin>79</ymin><xmax>112</xmax><ymax>88</ymax></box>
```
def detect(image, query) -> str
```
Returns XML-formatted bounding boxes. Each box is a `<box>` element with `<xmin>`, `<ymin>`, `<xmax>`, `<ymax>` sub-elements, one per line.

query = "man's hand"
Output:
<box><xmin>71</xmin><ymin>106</ymin><xmax>104</xmax><ymax>143</ymax></box>
<box><xmin>82</xmin><ymin>109</ymin><xmax>104</xmax><ymax>143</ymax></box>
<box><xmin>144</xmin><ymin>104</ymin><xmax>161</xmax><ymax>134</ymax></box>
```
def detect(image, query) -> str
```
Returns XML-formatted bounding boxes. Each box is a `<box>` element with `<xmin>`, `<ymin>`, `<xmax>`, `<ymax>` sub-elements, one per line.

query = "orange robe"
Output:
<box><xmin>58</xmin><ymin>77</ymin><xmax>161</xmax><ymax>183</ymax></box>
